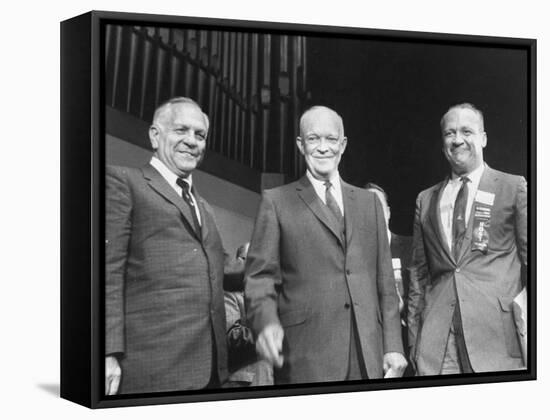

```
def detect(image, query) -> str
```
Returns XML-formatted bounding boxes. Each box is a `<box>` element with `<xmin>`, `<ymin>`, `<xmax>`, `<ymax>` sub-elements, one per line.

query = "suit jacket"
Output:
<box><xmin>245</xmin><ymin>176</ymin><xmax>403</xmax><ymax>384</ymax></box>
<box><xmin>105</xmin><ymin>164</ymin><xmax>228</xmax><ymax>393</ymax></box>
<box><xmin>407</xmin><ymin>166</ymin><xmax>527</xmax><ymax>375</ymax></box>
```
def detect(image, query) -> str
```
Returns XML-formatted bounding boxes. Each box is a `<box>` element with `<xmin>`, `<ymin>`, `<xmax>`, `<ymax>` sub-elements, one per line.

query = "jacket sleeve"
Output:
<box><xmin>374</xmin><ymin>195</ymin><xmax>404</xmax><ymax>355</ymax></box>
<box><xmin>407</xmin><ymin>192</ymin><xmax>430</xmax><ymax>359</ymax></box>
<box><xmin>514</xmin><ymin>176</ymin><xmax>528</xmax><ymax>267</ymax></box>
<box><xmin>244</xmin><ymin>191</ymin><xmax>282</xmax><ymax>336</ymax></box>
<box><xmin>105</xmin><ymin>166</ymin><xmax>132</xmax><ymax>356</ymax></box>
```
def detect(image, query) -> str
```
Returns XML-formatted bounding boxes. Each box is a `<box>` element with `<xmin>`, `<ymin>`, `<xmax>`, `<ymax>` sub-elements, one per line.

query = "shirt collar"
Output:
<box><xmin>450</xmin><ymin>162</ymin><xmax>485</xmax><ymax>186</ymax></box>
<box><xmin>150</xmin><ymin>156</ymin><xmax>193</xmax><ymax>189</ymax></box>
<box><xmin>306</xmin><ymin>170</ymin><xmax>341</xmax><ymax>192</ymax></box>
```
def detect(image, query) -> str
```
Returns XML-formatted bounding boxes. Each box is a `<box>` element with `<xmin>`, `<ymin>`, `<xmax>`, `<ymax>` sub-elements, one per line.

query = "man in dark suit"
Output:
<box><xmin>245</xmin><ymin>106</ymin><xmax>407</xmax><ymax>384</ymax></box>
<box><xmin>407</xmin><ymin>103</ymin><xmax>527</xmax><ymax>375</ymax></box>
<box><xmin>105</xmin><ymin>97</ymin><xmax>231</xmax><ymax>394</ymax></box>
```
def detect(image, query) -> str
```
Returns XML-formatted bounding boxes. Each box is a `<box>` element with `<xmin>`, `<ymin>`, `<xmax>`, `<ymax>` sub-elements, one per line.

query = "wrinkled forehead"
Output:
<box><xmin>301</xmin><ymin>109</ymin><xmax>343</xmax><ymax>137</ymax></box>
<box><xmin>441</xmin><ymin>108</ymin><xmax>484</xmax><ymax>131</ymax></box>
<box><xmin>157</xmin><ymin>102</ymin><xmax>207</xmax><ymax>128</ymax></box>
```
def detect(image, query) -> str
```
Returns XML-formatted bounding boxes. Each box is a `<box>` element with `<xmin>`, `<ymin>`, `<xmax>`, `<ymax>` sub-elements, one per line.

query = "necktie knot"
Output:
<box><xmin>177</xmin><ymin>178</ymin><xmax>193</xmax><ymax>202</ymax></box>
<box><xmin>176</xmin><ymin>177</ymin><xmax>190</xmax><ymax>193</ymax></box>
<box><xmin>176</xmin><ymin>177</ymin><xmax>201</xmax><ymax>234</ymax></box>
<box><xmin>460</xmin><ymin>176</ymin><xmax>470</xmax><ymax>185</ymax></box>
<box><xmin>323</xmin><ymin>180</ymin><xmax>343</xmax><ymax>225</ymax></box>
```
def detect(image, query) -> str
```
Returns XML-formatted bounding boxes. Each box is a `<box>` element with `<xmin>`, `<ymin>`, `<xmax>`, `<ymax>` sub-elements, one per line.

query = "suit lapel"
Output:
<box><xmin>427</xmin><ymin>179</ymin><xmax>453</xmax><ymax>263</ymax></box>
<box><xmin>296</xmin><ymin>175</ymin><xmax>344</xmax><ymax>248</ymax></box>
<box><xmin>457</xmin><ymin>165</ymin><xmax>498</xmax><ymax>261</ymax></box>
<box><xmin>342</xmin><ymin>182</ymin><xmax>355</xmax><ymax>248</ymax></box>
<box><xmin>194</xmin><ymin>191</ymin><xmax>210</xmax><ymax>243</ymax></box>
<box><xmin>141</xmin><ymin>164</ymin><xmax>202</xmax><ymax>241</ymax></box>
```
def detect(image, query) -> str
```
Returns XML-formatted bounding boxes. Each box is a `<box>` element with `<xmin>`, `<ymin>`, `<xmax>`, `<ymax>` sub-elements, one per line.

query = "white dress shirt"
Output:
<box><xmin>439</xmin><ymin>163</ymin><xmax>485</xmax><ymax>250</ymax></box>
<box><xmin>150</xmin><ymin>156</ymin><xmax>202</xmax><ymax>225</ymax></box>
<box><xmin>306</xmin><ymin>170</ymin><xmax>345</xmax><ymax>216</ymax></box>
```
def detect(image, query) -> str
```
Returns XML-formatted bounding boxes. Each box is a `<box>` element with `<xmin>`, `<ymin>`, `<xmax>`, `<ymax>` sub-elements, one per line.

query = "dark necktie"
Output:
<box><xmin>176</xmin><ymin>178</ymin><xmax>201</xmax><ymax>235</ymax></box>
<box><xmin>324</xmin><ymin>180</ymin><xmax>343</xmax><ymax>223</ymax></box>
<box><xmin>452</xmin><ymin>176</ymin><xmax>470</xmax><ymax>260</ymax></box>
<box><xmin>450</xmin><ymin>176</ymin><xmax>474</xmax><ymax>373</ymax></box>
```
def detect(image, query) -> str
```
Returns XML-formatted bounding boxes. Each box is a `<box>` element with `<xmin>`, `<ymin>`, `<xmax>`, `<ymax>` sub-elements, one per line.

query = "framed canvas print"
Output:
<box><xmin>60</xmin><ymin>10</ymin><xmax>536</xmax><ymax>408</ymax></box>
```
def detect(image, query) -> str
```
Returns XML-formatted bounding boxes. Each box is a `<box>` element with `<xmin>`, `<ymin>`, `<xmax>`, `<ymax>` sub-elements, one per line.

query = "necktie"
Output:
<box><xmin>324</xmin><ymin>180</ymin><xmax>343</xmax><ymax>222</ymax></box>
<box><xmin>176</xmin><ymin>178</ymin><xmax>201</xmax><ymax>235</ymax></box>
<box><xmin>452</xmin><ymin>176</ymin><xmax>470</xmax><ymax>260</ymax></box>
<box><xmin>450</xmin><ymin>175</ymin><xmax>474</xmax><ymax>373</ymax></box>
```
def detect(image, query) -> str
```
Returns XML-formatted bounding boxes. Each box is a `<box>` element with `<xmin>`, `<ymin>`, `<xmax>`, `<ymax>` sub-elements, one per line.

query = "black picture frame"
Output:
<box><xmin>60</xmin><ymin>10</ymin><xmax>536</xmax><ymax>409</ymax></box>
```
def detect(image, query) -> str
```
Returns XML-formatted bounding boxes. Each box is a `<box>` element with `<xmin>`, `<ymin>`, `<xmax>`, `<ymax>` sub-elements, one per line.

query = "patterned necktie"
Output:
<box><xmin>324</xmin><ymin>180</ymin><xmax>343</xmax><ymax>223</ymax></box>
<box><xmin>176</xmin><ymin>178</ymin><xmax>201</xmax><ymax>235</ymax></box>
<box><xmin>452</xmin><ymin>176</ymin><xmax>470</xmax><ymax>260</ymax></box>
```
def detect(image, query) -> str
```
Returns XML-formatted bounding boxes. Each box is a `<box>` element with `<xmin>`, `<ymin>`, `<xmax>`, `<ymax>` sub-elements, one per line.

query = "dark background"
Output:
<box><xmin>307</xmin><ymin>36</ymin><xmax>528</xmax><ymax>235</ymax></box>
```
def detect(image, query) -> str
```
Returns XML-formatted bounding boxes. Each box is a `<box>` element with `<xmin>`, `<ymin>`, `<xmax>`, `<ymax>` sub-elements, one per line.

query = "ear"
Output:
<box><xmin>149</xmin><ymin>125</ymin><xmax>159</xmax><ymax>150</ymax></box>
<box><xmin>340</xmin><ymin>136</ymin><xmax>348</xmax><ymax>154</ymax></box>
<box><xmin>296</xmin><ymin>137</ymin><xmax>305</xmax><ymax>155</ymax></box>
<box><xmin>481</xmin><ymin>132</ymin><xmax>487</xmax><ymax>148</ymax></box>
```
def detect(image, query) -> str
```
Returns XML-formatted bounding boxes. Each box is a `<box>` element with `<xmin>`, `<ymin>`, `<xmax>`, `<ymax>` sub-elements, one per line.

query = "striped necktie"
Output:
<box><xmin>452</xmin><ymin>176</ymin><xmax>470</xmax><ymax>260</ymax></box>
<box><xmin>176</xmin><ymin>178</ymin><xmax>201</xmax><ymax>236</ymax></box>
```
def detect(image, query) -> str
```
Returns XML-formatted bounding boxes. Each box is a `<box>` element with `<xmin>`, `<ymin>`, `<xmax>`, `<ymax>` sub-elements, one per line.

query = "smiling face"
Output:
<box><xmin>441</xmin><ymin>106</ymin><xmax>487</xmax><ymax>176</ymax></box>
<box><xmin>149</xmin><ymin>102</ymin><xmax>208</xmax><ymax>178</ymax></box>
<box><xmin>296</xmin><ymin>107</ymin><xmax>347</xmax><ymax>181</ymax></box>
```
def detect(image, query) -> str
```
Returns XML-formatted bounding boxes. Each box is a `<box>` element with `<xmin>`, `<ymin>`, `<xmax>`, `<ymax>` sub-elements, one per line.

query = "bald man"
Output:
<box><xmin>105</xmin><ymin>97</ymin><xmax>233</xmax><ymax>394</ymax></box>
<box><xmin>245</xmin><ymin>106</ymin><xmax>406</xmax><ymax>384</ymax></box>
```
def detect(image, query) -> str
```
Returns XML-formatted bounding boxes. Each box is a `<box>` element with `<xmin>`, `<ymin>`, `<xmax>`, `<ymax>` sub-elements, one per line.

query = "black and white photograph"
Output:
<box><xmin>4</xmin><ymin>0</ymin><xmax>548</xmax><ymax>419</ymax></box>
<box><xmin>86</xmin><ymin>11</ymin><xmax>535</xmax><ymax>403</ymax></box>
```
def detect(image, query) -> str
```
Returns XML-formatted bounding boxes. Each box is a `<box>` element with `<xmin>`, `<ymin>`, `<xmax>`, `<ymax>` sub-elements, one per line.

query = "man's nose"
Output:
<box><xmin>316</xmin><ymin>137</ymin><xmax>330</xmax><ymax>151</ymax></box>
<box><xmin>182</xmin><ymin>131</ymin><xmax>198</xmax><ymax>146</ymax></box>
<box><xmin>451</xmin><ymin>133</ymin><xmax>464</xmax><ymax>144</ymax></box>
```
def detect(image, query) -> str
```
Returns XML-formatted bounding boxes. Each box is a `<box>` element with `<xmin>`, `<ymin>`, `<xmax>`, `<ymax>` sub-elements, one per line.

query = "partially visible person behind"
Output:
<box><xmin>224</xmin><ymin>243</ymin><xmax>273</xmax><ymax>387</ymax></box>
<box><xmin>407</xmin><ymin>102</ymin><xmax>527</xmax><ymax>375</ymax></box>
<box><xmin>365</xmin><ymin>182</ymin><xmax>412</xmax><ymax>315</ymax></box>
<box><xmin>365</xmin><ymin>183</ymin><xmax>413</xmax><ymax>375</ymax></box>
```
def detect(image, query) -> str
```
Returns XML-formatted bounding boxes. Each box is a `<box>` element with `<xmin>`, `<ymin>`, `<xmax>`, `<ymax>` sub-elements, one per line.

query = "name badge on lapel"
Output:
<box><xmin>472</xmin><ymin>200</ymin><xmax>492</xmax><ymax>253</ymax></box>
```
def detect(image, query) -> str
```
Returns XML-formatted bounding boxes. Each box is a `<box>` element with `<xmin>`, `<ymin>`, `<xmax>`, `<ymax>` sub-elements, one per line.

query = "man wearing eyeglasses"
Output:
<box><xmin>245</xmin><ymin>106</ymin><xmax>407</xmax><ymax>384</ymax></box>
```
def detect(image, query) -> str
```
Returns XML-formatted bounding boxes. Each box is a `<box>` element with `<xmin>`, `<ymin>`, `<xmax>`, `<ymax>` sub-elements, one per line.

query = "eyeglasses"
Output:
<box><xmin>303</xmin><ymin>135</ymin><xmax>341</xmax><ymax>146</ymax></box>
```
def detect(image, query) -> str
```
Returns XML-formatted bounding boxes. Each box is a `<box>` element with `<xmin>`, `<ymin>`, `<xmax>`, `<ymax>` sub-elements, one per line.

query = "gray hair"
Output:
<box><xmin>152</xmin><ymin>97</ymin><xmax>210</xmax><ymax>132</ymax></box>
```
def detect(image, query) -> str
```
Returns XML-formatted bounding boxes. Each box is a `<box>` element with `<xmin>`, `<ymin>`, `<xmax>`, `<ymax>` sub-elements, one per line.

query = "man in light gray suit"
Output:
<box><xmin>407</xmin><ymin>103</ymin><xmax>527</xmax><ymax>375</ymax></box>
<box><xmin>105</xmin><ymin>97</ymin><xmax>231</xmax><ymax>394</ymax></box>
<box><xmin>245</xmin><ymin>106</ymin><xmax>407</xmax><ymax>384</ymax></box>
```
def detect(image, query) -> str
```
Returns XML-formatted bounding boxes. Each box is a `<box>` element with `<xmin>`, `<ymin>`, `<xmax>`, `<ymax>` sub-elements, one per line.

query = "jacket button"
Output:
<box><xmin>346</xmin><ymin>269</ymin><xmax>351</xmax><ymax>275</ymax></box>
<box><xmin>344</xmin><ymin>303</ymin><xmax>351</xmax><ymax>309</ymax></box>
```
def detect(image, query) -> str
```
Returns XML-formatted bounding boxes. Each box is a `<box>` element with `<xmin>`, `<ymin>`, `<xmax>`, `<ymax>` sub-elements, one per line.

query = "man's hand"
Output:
<box><xmin>105</xmin><ymin>355</ymin><xmax>121</xmax><ymax>395</ymax></box>
<box><xmin>383</xmin><ymin>352</ymin><xmax>408</xmax><ymax>378</ymax></box>
<box><xmin>256</xmin><ymin>323</ymin><xmax>284</xmax><ymax>368</ymax></box>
